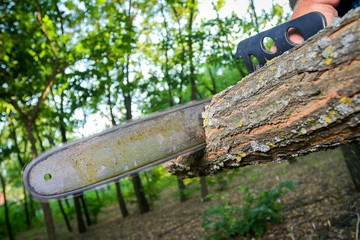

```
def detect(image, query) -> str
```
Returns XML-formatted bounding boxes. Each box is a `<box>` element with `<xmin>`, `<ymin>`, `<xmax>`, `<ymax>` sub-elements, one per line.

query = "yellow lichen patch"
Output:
<box><xmin>240</xmin><ymin>75</ymin><xmax>249</xmax><ymax>82</ymax></box>
<box><xmin>236</xmin><ymin>156</ymin><xmax>242</xmax><ymax>162</ymax></box>
<box><xmin>259</xmin><ymin>76</ymin><xmax>264</xmax><ymax>81</ymax></box>
<box><xmin>313</xmin><ymin>52</ymin><xmax>319</xmax><ymax>58</ymax></box>
<box><xmin>266</xmin><ymin>142</ymin><xmax>276</xmax><ymax>147</ymax></box>
<box><xmin>242</xmin><ymin>88</ymin><xmax>246</xmax><ymax>93</ymax></box>
<box><xmin>266</xmin><ymin>56</ymin><xmax>278</xmax><ymax>65</ymax></box>
<box><xmin>308</xmin><ymin>118</ymin><xmax>316</xmax><ymax>123</ymax></box>
<box><xmin>339</xmin><ymin>97</ymin><xmax>352</xmax><ymax>104</ymax></box>
<box><xmin>238</xmin><ymin>120</ymin><xmax>243</xmax><ymax>127</ymax></box>
<box><xmin>327</xmin><ymin>46</ymin><xmax>334</xmax><ymax>56</ymax></box>
<box><xmin>329</xmin><ymin>110</ymin><xmax>336</xmax><ymax>115</ymax></box>
<box><xmin>203</xmin><ymin>113</ymin><xmax>209</xmax><ymax>126</ymax></box>
<box><xmin>237</xmin><ymin>151</ymin><xmax>246</xmax><ymax>157</ymax></box>
<box><xmin>301</xmin><ymin>59</ymin><xmax>307</xmax><ymax>63</ymax></box>
<box><xmin>341</xmin><ymin>140</ymin><xmax>351</xmax><ymax>144</ymax></box>
<box><xmin>323</xmin><ymin>58</ymin><xmax>332</xmax><ymax>65</ymax></box>
<box><xmin>271</xmin><ymin>67</ymin><xmax>274</xmax><ymax>72</ymax></box>
<box><xmin>322</xmin><ymin>46</ymin><xmax>334</xmax><ymax>65</ymax></box>
<box><xmin>325</xmin><ymin>116</ymin><xmax>331</xmax><ymax>124</ymax></box>
<box><xmin>260</xmin><ymin>81</ymin><xmax>264</xmax><ymax>87</ymax></box>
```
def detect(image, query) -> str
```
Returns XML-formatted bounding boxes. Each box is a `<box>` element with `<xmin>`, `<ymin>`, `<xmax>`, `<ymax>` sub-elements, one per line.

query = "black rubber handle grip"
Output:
<box><xmin>236</xmin><ymin>12</ymin><xmax>326</xmax><ymax>73</ymax></box>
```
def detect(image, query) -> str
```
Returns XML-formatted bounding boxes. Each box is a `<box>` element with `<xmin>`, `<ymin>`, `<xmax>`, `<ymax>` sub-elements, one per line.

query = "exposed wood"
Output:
<box><xmin>165</xmin><ymin>8</ymin><xmax>360</xmax><ymax>178</ymax></box>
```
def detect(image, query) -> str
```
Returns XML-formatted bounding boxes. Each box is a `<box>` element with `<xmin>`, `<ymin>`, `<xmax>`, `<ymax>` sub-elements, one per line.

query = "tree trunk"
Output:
<box><xmin>0</xmin><ymin>173</ymin><xmax>14</xmax><ymax>240</ymax></box>
<box><xmin>59</xmin><ymin>91</ymin><xmax>67</xmax><ymax>143</ymax></box>
<box><xmin>207</xmin><ymin>66</ymin><xmax>217</xmax><ymax>95</ymax></box>
<box><xmin>188</xmin><ymin>0</ymin><xmax>197</xmax><ymax>101</ymax></box>
<box><xmin>95</xmin><ymin>189</ymin><xmax>101</xmax><ymax>202</ymax></box>
<box><xmin>131</xmin><ymin>173</ymin><xmax>149</xmax><ymax>213</ymax></box>
<box><xmin>22</xmin><ymin>184</ymin><xmax>31</xmax><ymax>229</ymax></box>
<box><xmin>249</xmin><ymin>0</ymin><xmax>259</xmax><ymax>33</ymax></box>
<box><xmin>64</xmin><ymin>198</ymin><xmax>70</xmax><ymax>208</ymax></box>
<box><xmin>115</xmin><ymin>181</ymin><xmax>129</xmax><ymax>217</ymax></box>
<box><xmin>341</xmin><ymin>143</ymin><xmax>360</xmax><ymax>192</ymax></box>
<box><xmin>10</xmin><ymin>124</ymin><xmax>31</xmax><ymax>229</ymax></box>
<box><xmin>200</xmin><ymin>176</ymin><xmax>209</xmax><ymax>201</ymax></box>
<box><xmin>34</xmin><ymin>123</ymin><xmax>45</xmax><ymax>153</ymax></box>
<box><xmin>41</xmin><ymin>202</ymin><xmax>56</xmax><ymax>240</ymax></box>
<box><xmin>25</xmin><ymin>121</ymin><xmax>56</xmax><ymax>240</ymax></box>
<box><xmin>177</xmin><ymin>177</ymin><xmax>187</xmax><ymax>202</ymax></box>
<box><xmin>105</xmin><ymin>86</ymin><xmax>129</xmax><ymax>218</ymax></box>
<box><xmin>166</xmin><ymin>8</ymin><xmax>360</xmax><ymax>178</ymax></box>
<box><xmin>73</xmin><ymin>196</ymin><xmax>86</xmax><ymax>233</ymax></box>
<box><xmin>79</xmin><ymin>194</ymin><xmax>91</xmax><ymax>226</ymax></box>
<box><xmin>58</xmin><ymin>200</ymin><xmax>72</xmax><ymax>232</ymax></box>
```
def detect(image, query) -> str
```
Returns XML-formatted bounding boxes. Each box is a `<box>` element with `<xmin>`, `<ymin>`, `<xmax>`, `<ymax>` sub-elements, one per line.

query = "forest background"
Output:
<box><xmin>0</xmin><ymin>0</ymin><xmax>293</xmax><ymax>239</ymax></box>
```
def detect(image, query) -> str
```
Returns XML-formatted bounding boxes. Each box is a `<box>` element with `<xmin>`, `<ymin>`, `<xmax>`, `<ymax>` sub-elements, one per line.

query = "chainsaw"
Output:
<box><xmin>23</xmin><ymin>12</ymin><xmax>327</xmax><ymax>201</ymax></box>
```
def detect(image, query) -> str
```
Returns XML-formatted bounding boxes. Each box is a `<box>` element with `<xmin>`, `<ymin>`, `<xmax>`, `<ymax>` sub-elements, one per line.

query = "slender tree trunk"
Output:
<box><xmin>188</xmin><ymin>0</ymin><xmax>197</xmax><ymax>101</ymax></box>
<box><xmin>79</xmin><ymin>194</ymin><xmax>91</xmax><ymax>226</ymax></box>
<box><xmin>122</xmin><ymin>66</ymin><xmax>150</xmax><ymax>213</ymax></box>
<box><xmin>131</xmin><ymin>173</ymin><xmax>149</xmax><ymax>213</ymax></box>
<box><xmin>10</xmin><ymin>124</ymin><xmax>31</xmax><ymax>229</ymax></box>
<box><xmin>40</xmin><ymin>202</ymin><xmax>56</xmax><ymax>240</ymax></box>
<box><xmin>22</xmin><ymin>184</ymin><xmax>31</xmax><ymax>229</ymax></box>
<box><xmin>34</xmin><ymin>123</ymin><xmax>45</xmax><ymax>152</ymax></box>
<box><xmin>59</xmin><ymin>91</ymin><xmax>67</xmax><ymax>143</ymax></box>
<box><xmin>58</xmin><ymin>200</ymin><xmax>72</xmax><ymax>232</ymax></box>
<box><xmin>124</xmin><ymin>94</ymin><xmax>132</xmax><ymax>121</ymax></box>
<box><xmin>160</xmin><ymin>4</ymin><xmax>174</xmax><ymax>107</ymax></box>
<box><xmin>186</xmin><ymin>0</ymin><xmax>209</xmax><ymax>199</ymax></box>
<box><xmin>29</xmin><ymin>197</ymin><xmax>36</xmax><ymax>217</ymax></box>
<box><xmin>64</xmin><ymin>198</ymin><xmax>70</xmax><ymax>209</ymax></box>
<box><xmin>207</xmin><ymin>66</ymin><xmax>217</xmax><ymax>94</ymax></box>
<box><xmin>341</xmin><ymin>143</ymin><xmax>360</xmax><ymax>192</ymax></box>
<box><xmin>95</xmin><ymin>189</ymin><xmax>101</xmax><ymax>202</ymax></box>
<box><xmin>249</xmin><ymin>0</ymin><xmax>259</xmax><ymax>33</ymax></box>
<box><xmin>0</xmin><ymin>174</ymin><xmax>14</xmax><ymax>240</ymax></box>
<box><xmin>73</xmin><ymin>196</ymin><xmax>86</xmax><ymax>233</ymax></box>
<box><xmin>177</xmin><ymin>177</ymin><xmax>187</xmax><ymax>202</ymax></box>
<box><xmin>106</xmin><ymin>82</ymin><xmax>129</xmax><ymax>217</ymax></box>
<box><xmin>115</xmin><ymin>181</ymin><xmax>129</xmax><ymax>217</ymax></box>
<box><xmin>57</xmin><ymin>104</ymin><xmax>85</xmax><ymax>231</ymax></box>
<box><xmin>25</xmin><ymin>121</ymin><xmax>56</xmax><ymax>240</ymax></box>
<box><xmin>200</xmin><ymin>176</ymin><xmax>209</xmax><ymax>201</ymax></box>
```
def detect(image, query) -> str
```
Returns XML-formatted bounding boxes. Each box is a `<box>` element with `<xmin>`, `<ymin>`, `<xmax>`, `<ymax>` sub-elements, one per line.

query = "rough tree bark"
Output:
<box><xmin>165</xmin><ymin>8</ymin><xmax>360</xmax><ymax>178</ymax></box>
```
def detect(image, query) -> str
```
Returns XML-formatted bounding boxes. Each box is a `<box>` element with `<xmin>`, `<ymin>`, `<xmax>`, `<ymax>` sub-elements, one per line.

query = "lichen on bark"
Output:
<box><xmin>165</xmin><ymin>7</ymin><xmax>360</xmax><ymax>178</ymax></box>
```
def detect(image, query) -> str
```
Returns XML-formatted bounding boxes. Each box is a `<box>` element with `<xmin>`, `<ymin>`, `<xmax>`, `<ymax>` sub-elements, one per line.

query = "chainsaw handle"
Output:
<box><xmin>236</xmin><ymin>11</ymin><xmax>326</xmax><ymax>73</ymax></box>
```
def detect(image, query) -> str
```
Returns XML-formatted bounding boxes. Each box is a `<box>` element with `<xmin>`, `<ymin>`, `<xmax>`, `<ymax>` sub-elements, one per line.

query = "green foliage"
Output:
<box><xmin>0</xmin><ymin>0</ymin><xmax>294</xmax><ymax>238</ymax></box>
<box><xmin>201</xmin><ymin>180</ymin><xmax>294</xmax><ymax>239</ymax></box>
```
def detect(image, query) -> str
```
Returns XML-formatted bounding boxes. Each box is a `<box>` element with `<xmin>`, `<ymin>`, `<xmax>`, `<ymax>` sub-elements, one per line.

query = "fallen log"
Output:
<box><xmin>165</xmin><ymin>8</ymin><xmax>360</xmax><ymax>178</ymax></box>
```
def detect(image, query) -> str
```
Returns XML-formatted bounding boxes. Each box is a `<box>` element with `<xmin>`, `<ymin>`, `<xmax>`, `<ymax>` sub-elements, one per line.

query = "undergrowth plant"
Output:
<box><xmin>201</xmin><ymin>180</ymin><xmax>294</xmax><ymax>239</ymax></box>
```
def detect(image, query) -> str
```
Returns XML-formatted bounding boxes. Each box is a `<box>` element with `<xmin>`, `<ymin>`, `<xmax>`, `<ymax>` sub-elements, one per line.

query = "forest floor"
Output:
<box><xmin>16</xmin><ymin>147</ymin><xmax>360</xmax><ymax>240</ymax></box>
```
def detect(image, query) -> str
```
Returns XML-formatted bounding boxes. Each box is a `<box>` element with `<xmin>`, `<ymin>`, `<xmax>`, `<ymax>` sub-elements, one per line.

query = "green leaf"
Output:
<box><xmin>3</xmin><ymin>55</ymin><xmax>9</xmax><ymax>62</ymax></box>
<box><xmin>39</xmin><ymin>50</ymin><xmax>46</xmax><ymax>59</ymax></box>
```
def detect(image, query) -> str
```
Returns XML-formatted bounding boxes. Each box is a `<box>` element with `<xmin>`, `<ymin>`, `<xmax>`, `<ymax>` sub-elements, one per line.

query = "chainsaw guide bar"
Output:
<box><xmin>23</xmin><ymin>99</ymin><xmax>211</xmax><ymax>201</ymax></box>
<box><xmin>23</xmin><ymin>12</ymin><xmax>329</xmax><ymax>202</ymax></box>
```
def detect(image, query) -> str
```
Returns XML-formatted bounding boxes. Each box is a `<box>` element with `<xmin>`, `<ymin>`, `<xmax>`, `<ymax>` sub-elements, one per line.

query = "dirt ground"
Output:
<box><xmin>16</xmin><ymin>147</ymin><xmax>360</xmax><ymax>240</ymax></box>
